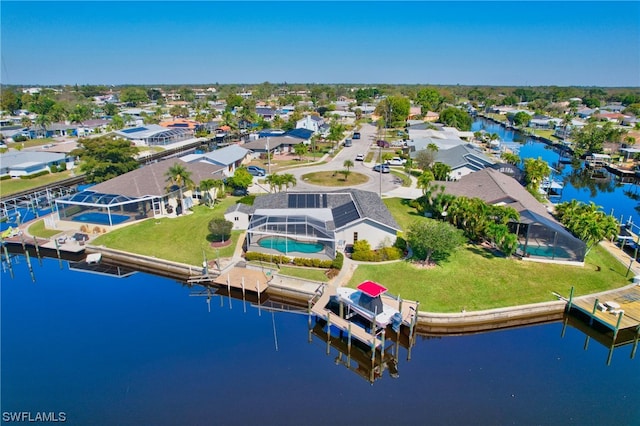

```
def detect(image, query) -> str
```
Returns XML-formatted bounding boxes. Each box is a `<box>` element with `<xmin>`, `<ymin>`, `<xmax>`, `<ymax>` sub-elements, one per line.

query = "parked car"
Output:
<box><xmin>376</xmin><ymin>140</ymin><xmax>390</xmax><ymax>148</ymax></box>
<box><xmin>232</xmin><ymin>188</ymin><xmax>249</xmax><ymax>196</ymax></box>
<box><xmin>246</xmin><ymin>166</ymin><xmax>266</xmax><ymax>176</ymax></box>
<box><xmin>355</xmin><ymin>153</ymin><xmax>365</xmax><ymax>161</ymax></box>
<box><xmin>344</xmin><ymin>139</ymin><xmax>352</xmax><ymax>147</ymax></box>
<box><xmin>373</xmin><ymin>164</ymin><xmax>390</xmax><ymax>173</ymax></box>
<box><xmin>353</xmin><ymin>132</ymin><xmax>361</xmax><ymax>139</ymax></box>
<box><xmin>385</xmin><ymin>157</ymin><xmax>407</xmax><ymax>166</ymax></box>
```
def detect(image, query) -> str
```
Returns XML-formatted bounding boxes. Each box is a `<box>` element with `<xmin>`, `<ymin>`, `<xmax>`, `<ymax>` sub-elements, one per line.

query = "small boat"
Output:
<box><xmin>335</xmin><ymin>281</ymin><xmax>404</xmax><ymax>331</ymax></box>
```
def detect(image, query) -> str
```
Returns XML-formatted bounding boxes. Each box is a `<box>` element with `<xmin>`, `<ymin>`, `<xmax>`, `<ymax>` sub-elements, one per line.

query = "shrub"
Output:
<box><xmin>58</xmin><ymin>162</ymin><xmax>67</xmax><ymax>171</ymax></box>
<box><xmin>237</xmin><ymin>195</ymin><xmax>255</xmax><ymax>205</ymax></box>
<box><xmin>208</xmin><ymin>218</ymin><xmax>233</xmax><ymax>242</ymax></box>
<box><xmin>49</xmin><ymin>164</ymin><xmax>59</xmax><ymax>173</ymax></box>
<box><xmin>380</xmin><ymin>246</ymin><xmax>403</xmax><ymax>261</ymax></box>
<box><xmin>13</xmin><ymin>135</ymin><xmax>27</xmax><ymax>142</ymax></box>
<box><xmin>394</xmin><ymin>237</ymin><xmax>407</xmax><ymax>252</ymax></box>
<box><xmin>245</xmin><ymin>251</ymin><xmax>290</xmax><ymax>265</ymax></box>
<box><xmin>331</xmin><ymin>252</ymin><xmax>344</xmax><ymax>270</ymax></box>
<box><xmin>19</xmin><ymin>170</ymin><xmax>50</xmax><ymax>179</ymax></box>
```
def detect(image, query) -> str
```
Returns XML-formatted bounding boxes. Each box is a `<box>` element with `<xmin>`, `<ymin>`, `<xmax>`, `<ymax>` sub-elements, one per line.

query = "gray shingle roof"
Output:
<box><xmin>90</xmin><ymin>160</ymin><xmax>225</xmax><ymax>198</ymax></box>
<box><xmin>246</xmin><ymin>189</ymin><xmax>400</xmax><ymax>231</ymax></box>
<box><xmin>435</xmin><ymin>144</ymin><xmax>495</xmax><ymax>171</ymax></box>
<box><xmin>442</xmin><ymin>168</ymin><xmax>552</xmax><ymax>219</ymax></box>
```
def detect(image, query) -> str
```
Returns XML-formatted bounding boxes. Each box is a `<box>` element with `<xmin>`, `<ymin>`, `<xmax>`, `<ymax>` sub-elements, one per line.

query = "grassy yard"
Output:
<box><xmin>348</xmin><ymin>244</ymin><xmax>629</xmax><ymax>312</ymax></box>
<box><xmin>28</xmin><ymin>219</ymin><xmax>62</xmax><ymax>238</ymax></box>
<box><xmin>301</xmin><ymin>171</ymin><xmax>368</xmax><ymax>186</ymax></box>
<box><xmin>383</xmin><ymin>197</ymin><xmax>426</xmax><ymax>230</ymax></box>
<box><xmin>1</xmin><ymin>170</ymin><xmax>76</xmax><ymax>196</ymax></box>
<box><xmin>277</xmin><ymin>266</ymin><xmax>329</xmax><ymax>282</ymax></box>
<box><xmin>370</xmin><ymin>197</ymin><xmax>632</xmax><ymax>311</ymax></box>
<box><xmin>92</xmin><ymin>198</ymin><xmax>243</xmax><ymax>266</ymax></box>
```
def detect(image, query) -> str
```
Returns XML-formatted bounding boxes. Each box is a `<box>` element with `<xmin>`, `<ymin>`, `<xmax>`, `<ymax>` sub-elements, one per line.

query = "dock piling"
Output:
<box><xmin>326</xmin><ymin>312</ymin><xmax>331</xmax><ymax>355</ymax></box>
<box><xmin>2</xmin><ymin>244</ymin><xmax>14</xmax><ymax>279</ymax></box>
<box><xmin>589</xmin><ymin>298</ymin><xmax>600</xmax><ymax>326</ymax></box>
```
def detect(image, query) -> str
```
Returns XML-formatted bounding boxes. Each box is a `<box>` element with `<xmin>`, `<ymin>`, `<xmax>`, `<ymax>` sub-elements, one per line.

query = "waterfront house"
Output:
<box><xmin>432</xmin><ymin>144</ymin><xmax>496</xmax><ymax>181</ymax></box>
<box><xmin>228</xmin><ymin>189</ymin><xmax>401</xmax><ymax>260</ymax></box>
<box><xmin>0</xmin><ymin>151</ymin><xmax>70</xmax><ymax>178</ymax></box>
<box><xmin>114</xmin><ymin>124</ymin><xmax>194</xmax><ymax>146</ymax></box>
<box><xmin>54</xmin><ymin>160</ymin><xmax>226</xmax><ymax>230</ymax></box>
<box><xmin>442</xmin><ymin>168</ymin><xmax>586</xmax><ymax>263</ymax></box>
<box><xmin>179</xmin><ymin>144</ymin><xmax>251</xmax><ymax>177</ymax></box>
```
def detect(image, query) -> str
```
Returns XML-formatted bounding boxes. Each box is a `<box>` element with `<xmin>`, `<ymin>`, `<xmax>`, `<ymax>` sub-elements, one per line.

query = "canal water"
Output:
<box><xmin>472</xmin><ymin>118</ymin><xmax>640</xmax><ymax>227</ymax></box>
<box><xmin>2</xmin><ymin>257</ymin><xmax>639</xmax><ymax>425</ymax></box>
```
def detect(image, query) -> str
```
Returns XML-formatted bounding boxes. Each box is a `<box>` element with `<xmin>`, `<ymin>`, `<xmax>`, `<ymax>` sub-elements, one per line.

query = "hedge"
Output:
<box><xmin>20</xmin><ymin>170</ymin><xmax>50</xmax><ymax>179</ymax></box>
<box><xmin>245</xmin><ymin>251</ymin><xmax>336</xmax><ymax>269</ymax></box>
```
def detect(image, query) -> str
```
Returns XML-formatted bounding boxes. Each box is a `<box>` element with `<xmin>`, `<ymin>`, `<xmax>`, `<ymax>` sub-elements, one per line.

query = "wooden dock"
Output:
<box><xmin>569</xmin><ymin>285</ymin><xmax>640</xmax><ymax>338</ymax></box>
<box><xmin>188</xmin><ymin>266</ymin><xmax>270</xmax><ymax>295</ymax></box>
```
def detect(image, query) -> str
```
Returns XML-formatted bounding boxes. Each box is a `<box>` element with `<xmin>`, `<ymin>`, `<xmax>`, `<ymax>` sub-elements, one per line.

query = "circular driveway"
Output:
<box><xmin>284</xmin><ymin>123</ymin><xmax>405</xmax><ymax>194</ymax></box>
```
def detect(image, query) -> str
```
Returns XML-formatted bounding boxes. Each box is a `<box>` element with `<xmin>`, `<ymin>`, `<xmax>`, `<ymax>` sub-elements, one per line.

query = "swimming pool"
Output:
<box><xmin>72</xmin><ymin>212</ymin><xmax>130</xmax><ymax>225</ymax></box>
<box><xmin>522</xmin><ymin>244</ymin><xmax>571</xmax><ymax>259</ymax></box>
<box><xmin>258</xmin><ymin>237</ymin><xmax>324</xmax><ymax>254</ymax></box>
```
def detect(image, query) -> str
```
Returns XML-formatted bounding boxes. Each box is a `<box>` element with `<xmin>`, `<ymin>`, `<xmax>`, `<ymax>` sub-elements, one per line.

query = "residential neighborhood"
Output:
<box><xmin>2</xmin><ymin>0</ymin><xmax>640</xmax><ymax>423</ymax></box>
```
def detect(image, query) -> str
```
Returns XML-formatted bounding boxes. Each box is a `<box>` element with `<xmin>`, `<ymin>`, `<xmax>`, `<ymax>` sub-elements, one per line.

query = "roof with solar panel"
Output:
<box><xmin>245</xmin><ymin>189</ymin><xmax>400</xmax><ymax>231</ymax></box>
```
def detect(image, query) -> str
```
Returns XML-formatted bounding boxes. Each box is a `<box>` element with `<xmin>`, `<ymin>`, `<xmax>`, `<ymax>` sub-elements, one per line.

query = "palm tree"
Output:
<box><xmin>199</xmin><ymin>178</ymin><xmax>223</xmax><ymax>207</ymax></box>
<box><xmin>265</xmin><ymin>174</ymin><xmax>280</xmax><ymax>193</ymax></box>
<box><xmin>343</xmin><ymin>159</ymin><xmax>354</xmax><ymax>173</ymax></box>
<box><xmin>417</xmin><ymin>170</ymin><xmax>435</xmax><ymax>194</ymax></box>
<box><xmin>164</xmin><ymin>163</ymin><xmax>194</xmax><ymax>214</ymax></box>
<box><xmin>294</xmin><ymin>143</ymin><xmax>307</xmax><ymax>161</ymax></box>
<box><xmin>34</xmin><ymin>114</ymin><xmax>51</xmax><ymax>138</ymax></box>
<box><xmin>281</xmin><ymin>173</ymin><xmax>297</xmax><ymax>192</ymax></box>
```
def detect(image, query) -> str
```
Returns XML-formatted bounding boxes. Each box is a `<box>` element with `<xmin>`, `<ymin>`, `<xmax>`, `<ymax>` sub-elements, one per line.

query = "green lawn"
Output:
<box><xmin>0</xmin><ymin>170</ymin><xmax>76</xmax><ymax>196</ymax></box>
<box><xmin>92</xmin><ymin>199</ymin><xmax>243</xmax><ymax>266</ymax></box>
<box><xmin>278</xmin><ymin>266</ymin><xmax>329</xmax><ymax>282</ymax></box>
<box><xmin>301</xmin><ymin>171</ymin><xmax>369</xmax><ymax>186</ymax></box>
<box><xmin>28</xmin><ymin>219</ymin><xmax>61</xmax><ymax>238</ymax></box>
<box><xmin>371</xmin><ymin>197</ymin><xmax>632</xmax><ymax>311</ymax></box>
<box><xmin>383</xmin><ymin>197</ymin><xmax>427</xmax><ymax>230</ymax></box>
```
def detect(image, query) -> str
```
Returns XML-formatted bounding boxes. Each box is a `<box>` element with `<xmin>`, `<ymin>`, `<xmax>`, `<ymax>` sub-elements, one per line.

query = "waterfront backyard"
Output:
<box><xmin>87</xmin><ymin>196</ymin><xmax>631</xmax><ymax>312</ymax></box>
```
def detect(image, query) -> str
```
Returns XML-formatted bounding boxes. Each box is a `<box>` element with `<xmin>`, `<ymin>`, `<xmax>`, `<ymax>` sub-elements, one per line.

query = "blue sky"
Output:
<box><xmin>1</xmin><ymin>1</ymin><xmax>639</xmax><ymax>86</ymax></box>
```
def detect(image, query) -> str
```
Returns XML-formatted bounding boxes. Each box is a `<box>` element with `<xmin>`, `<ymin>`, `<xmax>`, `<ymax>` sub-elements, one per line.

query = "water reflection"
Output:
<box><xmin>473</xmin><ymin>117</ymin><xmax>640</xmax><ymax>225</ymax></box>
<box><xmin>564</xmin><ymin>167</ymin><xmax>618</xmax><ymax>198</ymax></box>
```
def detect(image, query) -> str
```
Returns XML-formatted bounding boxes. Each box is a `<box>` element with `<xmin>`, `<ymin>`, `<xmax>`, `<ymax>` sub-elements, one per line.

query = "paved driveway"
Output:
<box><xmin>282</xmin><ymin>123</ymin><xmax>406</xmax><ymax>194</ymax></box>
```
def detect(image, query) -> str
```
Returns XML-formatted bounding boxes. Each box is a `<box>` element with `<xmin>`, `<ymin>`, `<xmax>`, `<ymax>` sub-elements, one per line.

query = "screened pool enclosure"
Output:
<box><xmin>246</xmin><ymin>208</ymin><xmax>336</xmax><ymax>259</ymax></box>
<box><xmin>511</xmin><ymin>210</ymin><xmax>586</xmax><ymax>263</ymax></box>
<box><xmin>55</xmin><ymin>190</ymin><xmax>160</xmax><ymax>227</ymax></box>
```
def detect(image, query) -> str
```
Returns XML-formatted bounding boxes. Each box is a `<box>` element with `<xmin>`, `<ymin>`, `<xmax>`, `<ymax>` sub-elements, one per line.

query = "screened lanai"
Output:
<box><xmin>55</xmin><ymin>190</ymin><xmax>160</xmax><ymax>227</ymax></box>
<box><xmin>510</xmin><ymin>210</ymin><xmax>586</xmax><ymax>263</ymax></box>
<box><xmin>247</xmin><ymin>208</ymin><xmax>336</xmax><ymax>259</ymax></box>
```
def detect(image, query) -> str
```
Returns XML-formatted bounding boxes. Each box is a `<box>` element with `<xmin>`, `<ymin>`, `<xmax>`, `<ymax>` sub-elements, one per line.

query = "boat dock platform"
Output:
<box><xmin>308</xmin><ymin>285</ymin><xmax>419</xmax><ymax>350</ymax></box>
<box><xmin>188</xmin><ymin>266</ymin><xmax>270</xmax><ymax>296</ymax></box>
<box><xmin>567</xmin><ymin>285</ymin><xmax>640</xmax><ymax>341</ymax></box>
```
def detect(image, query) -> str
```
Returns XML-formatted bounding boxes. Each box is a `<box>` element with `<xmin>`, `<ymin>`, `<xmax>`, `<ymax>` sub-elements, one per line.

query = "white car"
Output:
<box><xmin>385</xmin><ymin>157</ymin><xmax>407</xmax><ymax>166</ymax></box>
<box><xmin>355</xmin><ymin>154</ymin><xmax>365</xmax><ymax>161</ymax></box>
